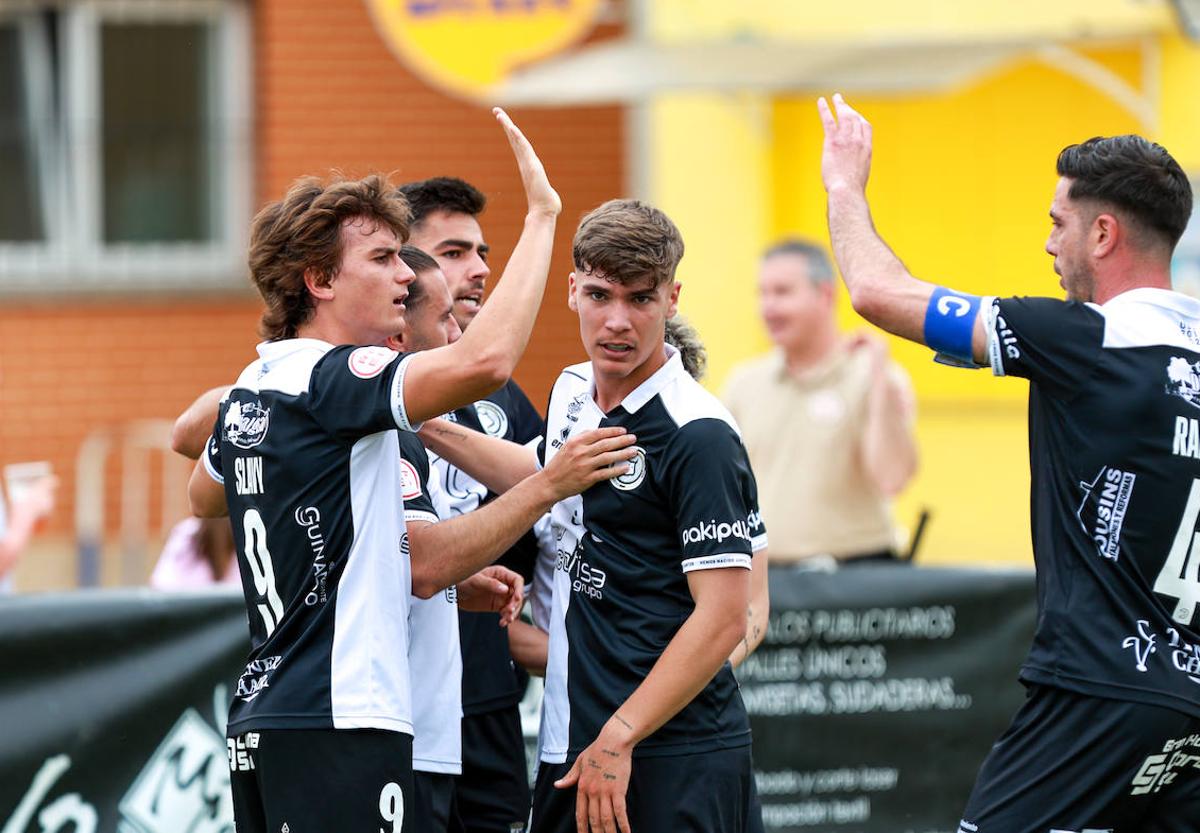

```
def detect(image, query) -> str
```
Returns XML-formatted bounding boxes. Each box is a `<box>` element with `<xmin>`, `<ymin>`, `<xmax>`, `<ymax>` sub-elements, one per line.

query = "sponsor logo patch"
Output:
<box><xmin>1075</xmin><ymin>466</ymin><xmax>1134</xmax><ymax>562</ymax></box>
<box><xmin>1131</xmin><ymin>732</ymin><xmax>1200</xmax><ymax>796</ymax></box>
<box><xmin>611</xmin><ymin>446</ymin><xmax>646</xmax><ymax>491</ymax></box>
<box><xmin>235</xmin><ymin>656</ymin><xmax>282</xmax><ymax>703</ymax></box>
<box><xmin>348</xmin><ymin>345</ymin><xmax>397</xmax><ymax>379</ymax></box>
<box><xmin>474</xmin><ymin>400</ymin><xmax>509</xmax><ymax>438</ymax></box>
<box><xmin>400</xmin><ymin>458</ymin><xmax>422</xmax><ymax>501</ymax></box>
<box><xmin>681</xmin><ymin>517</ymin><xmax>754</xmax><ymax>547</ymax></box>
<box><xmin>223</xmin><ymin>400</ymin><xmax>270</xmax><ymax>449</ymax></box>
<box><xmin>1167</xmin><ymin>355</ymin><xmax>1200</xmax><ymax>409</ymax></box>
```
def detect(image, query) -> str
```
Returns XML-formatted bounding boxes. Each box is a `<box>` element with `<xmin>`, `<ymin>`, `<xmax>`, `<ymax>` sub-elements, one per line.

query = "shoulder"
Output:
<box><xmin>1090</xmin><ymin>288</ymin><xmax>1200</xmax><ymax>351</ymax></box>
<box><xmin>659</xmin><ymin>374</ymin><xmax>741</xmax><ymax>437</ymax></box>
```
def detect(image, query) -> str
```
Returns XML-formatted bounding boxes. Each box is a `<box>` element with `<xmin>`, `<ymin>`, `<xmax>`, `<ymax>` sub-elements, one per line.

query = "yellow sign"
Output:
<box><xmin>366</xmin><ymin>0</ymin><xmax>602</xmax><ymax>100</ymax></box>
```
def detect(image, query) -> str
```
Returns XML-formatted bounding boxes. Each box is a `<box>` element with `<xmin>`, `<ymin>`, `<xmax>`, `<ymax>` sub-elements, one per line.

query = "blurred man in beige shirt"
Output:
<box><xmin>722</xmin><ymin>240</ymin><xmax>918</xmax><ymax>565</ymax></box>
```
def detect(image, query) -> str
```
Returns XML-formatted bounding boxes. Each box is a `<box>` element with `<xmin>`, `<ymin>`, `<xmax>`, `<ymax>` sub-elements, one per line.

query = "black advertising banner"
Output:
<box><xmin>0</xmin><ymin>589</ymin><xmax>248</xmax><ymax>833</ymax></box>
<box><xmin>0</xmin><ymin>571</ymin><xmax>1035</xmax><ymax>832</ymax></box>
<box><xmin>745</xmin><ymin>565</ymin><xmax>1037</xmax><ymax>833</ymax></box>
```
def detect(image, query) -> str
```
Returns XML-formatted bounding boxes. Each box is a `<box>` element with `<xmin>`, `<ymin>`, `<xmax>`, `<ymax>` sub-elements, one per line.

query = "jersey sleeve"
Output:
<box><xmin>202</xmin><ymin>411</ymin><xmax>224</xmax><ymax>484</ymax></box>
<box><xmin>490</xmin><ymin>379</ymin><xmax>545</xmax><ymax>443</ymax></box>
<box><xmin>307</xmin><ymin>345</ymin><xmax>421</xmax><ymax>441</ymax></box>
<box><xmin>662</xmin><ymin>418</ymin><xmax>764</xmax><ymax>573</ymax></box>
<box><xmin>986</xmin><ymin>296</ymin><xmax>1105</xmax><ymax>398</ymax></box>
<box><xmin>397</xmin><ymin>432</ymin><xmax>439</xmax><ymax>526</ymax></box>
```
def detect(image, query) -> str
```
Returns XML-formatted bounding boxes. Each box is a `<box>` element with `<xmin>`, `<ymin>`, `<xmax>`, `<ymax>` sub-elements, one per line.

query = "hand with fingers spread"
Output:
<box><xmin>494</xmin><ymin>107</ymin><xmax>562</xmax><ymax>219</ymax></box>
<box><xmin>541</xmin><ymin>427</ymin><xmax>639</xmax><ymax>501</ymax></box>
<box><xmin>555</xmin><ymin>718</ymin><xmax>634</xmax><ymax>833</ymax></box>
<box><xmin>818</xmin><ymin>93</ymin><xmax>873</xmax><ymax>195</ymax></box>
<box><xmin>457</xmin><ymin>564</ymin><xmax>525</xmax><ymax>626</ymax></box>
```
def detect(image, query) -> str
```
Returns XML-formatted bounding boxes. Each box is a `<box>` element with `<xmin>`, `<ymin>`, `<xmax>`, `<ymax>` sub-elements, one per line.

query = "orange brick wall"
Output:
<box><xmin>0</xmin><ymin>0</ymin><xmax>624</xmax><ymax>579</ymax></box>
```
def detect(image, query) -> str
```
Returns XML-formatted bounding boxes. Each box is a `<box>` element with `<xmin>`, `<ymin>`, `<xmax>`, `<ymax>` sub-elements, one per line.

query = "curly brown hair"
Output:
<box><xmin>249</xmin><ymin>174</ymin><xmax>411</xmax><ymax>341</ymax></box>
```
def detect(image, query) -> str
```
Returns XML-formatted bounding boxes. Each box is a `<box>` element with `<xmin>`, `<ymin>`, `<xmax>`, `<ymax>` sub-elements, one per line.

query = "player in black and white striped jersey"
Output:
<box><xmin>820</xmin><ymin>92</ymin><xmax>1200</xmax><ymax>833</ymax></box>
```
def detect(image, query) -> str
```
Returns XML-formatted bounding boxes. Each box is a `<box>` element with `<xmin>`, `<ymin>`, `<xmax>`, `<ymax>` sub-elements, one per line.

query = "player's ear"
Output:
<box><xmin>567</xmin><ymin>271</ymin><xmax>579</xmax><ymax>312</ymax></box>
<box><xmin>305</xmin><ymin>267</ymin><xmax>335</xmax><ymax>301</ymax></box>
<box><xmin>666</xmin><ymin>280</ymin><xmax>681</xmax><ymax>318</ymax></box>
<box><xmin>1092</xmin><ymin>213</ymin><xmax>1119</xmax><ymax>259</ymax></box>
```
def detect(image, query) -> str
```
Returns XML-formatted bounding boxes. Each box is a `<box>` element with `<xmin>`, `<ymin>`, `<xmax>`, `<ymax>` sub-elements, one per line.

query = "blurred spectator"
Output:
<box><xmin>150</xmin><ymin>516</ymin><xmax>238</xmax><ymax>590</ymax></box>
<box><xmin>722</xmin><ymin>239</ymin><xmax>918</xmax><ymax>565</ymax></box>
<box><xmin>0</xmin><ymin>474</ymin><xmax>58</xmax><ymax>593</ymax></box>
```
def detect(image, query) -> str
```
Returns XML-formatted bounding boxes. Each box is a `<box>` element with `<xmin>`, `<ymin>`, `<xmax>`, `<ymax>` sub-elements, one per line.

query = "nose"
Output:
<box><xmin>470</xmin><ymin>252</ymin><xmax>490</xmax><ymax>283</ymax></box>
<box><xmin>447</xmin><ymin>317</ymin><xmax>463</xmax><ymax>345</ymax></box>
<box><xmin>397</xmin><ymin>258</ymin><xmax>416</xmax><ymax>286</ymax></box>
<box><xmin>605</xmin><ymin>303</ymin><xmax>633</xmax><ymax>333</ymax></box>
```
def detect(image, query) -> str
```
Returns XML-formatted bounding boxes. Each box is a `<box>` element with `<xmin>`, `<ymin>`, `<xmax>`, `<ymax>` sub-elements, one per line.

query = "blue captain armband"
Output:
<box><xmin>924</xmin><ymin>287</ymin><xmax>983</xmax><ymax>368</ymax></box>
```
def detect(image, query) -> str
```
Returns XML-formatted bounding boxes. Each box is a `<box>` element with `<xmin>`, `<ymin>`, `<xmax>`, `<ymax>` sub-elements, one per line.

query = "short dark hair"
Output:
<box><xmin>400</xmin><ymin>245</ymin><xmax>439</xmax><ymax>312</ymax></box>
<box><xmin>398</xmin><ymin>177</ymin><xmax>487</xmax><ymax>227</ymax></box>
<box><xmin>249</xmin><ymin>174</ymin><xmax>410</xmax><ymax>341</ymax></box>
<box><xmin>1057</xmin><ymin>135</ymin><xmax>1193</xmax><ymax>251</ymax></box>
<box><xmin>572</xmin><ymin>199</ymin><xmax>684</xmax><ymax>288</ymax></box>
<box><xmin>762</xmin><ymin>238</ymin><xmax>834</xmax><ymax>284</ymax></box>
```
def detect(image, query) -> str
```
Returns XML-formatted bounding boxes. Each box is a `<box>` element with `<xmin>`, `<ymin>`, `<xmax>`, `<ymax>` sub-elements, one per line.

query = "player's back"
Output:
<box><xmin>206</xmin><ymin>339</ymin><xmax>418</xmax><ymax>737</ymax></box>
<box><xmin>993</xmin><ymin>288</ymin><xmax>1200</xmax><ymax>716</ymax></box>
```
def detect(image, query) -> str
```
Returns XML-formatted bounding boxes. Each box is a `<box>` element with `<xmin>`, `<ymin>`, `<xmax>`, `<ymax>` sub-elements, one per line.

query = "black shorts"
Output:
<box><xmin>448</xmin><ymin>705</ymin><xmax>532</xmax><ymax>833</ymax></box>
<box><xmin>960</xmin><ymin>684</ymin><xmax>1200</xmax><ymax>833</ymax></box>
<box><xmin>413</xmin><ymin>771</ymin><xmax>456</xmax><ymax>833</ymax></box>
<box><xmin>530</xmin><ymin>745</ymin><xmax>754</xmax><ymax>833</ymax></box>
<box><xmin>228</xmin><ymin>728</ymin><xmax>414</xmax><ymax>833</ymax></box>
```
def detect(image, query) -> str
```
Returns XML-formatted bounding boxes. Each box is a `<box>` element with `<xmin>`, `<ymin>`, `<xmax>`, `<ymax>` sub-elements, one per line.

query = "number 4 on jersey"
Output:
<box><xmin>1156</xmin><ymin>479</ymin><xmax>1200</xmax><ymax>626</ymax></box>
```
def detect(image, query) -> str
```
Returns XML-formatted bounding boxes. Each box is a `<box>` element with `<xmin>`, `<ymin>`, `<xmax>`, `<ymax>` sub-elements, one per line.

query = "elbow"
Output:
<box><xmin>408</xmin><ymin>550</ymin><xmax>442</xmax><ymax>599</ymax></box>
<box><xmin>171</xmin><ymin>420</ymin><xmax>196</xmax><ymax>460</ymax></box>
<box><xmin>474</xmin><ymin>351</ymin><xmax>515</xmax><ymax>393</ymax></box>
<box><xmin>847</xmin><ymin>279</ymin><xmax>885</xmax><ymax>324</ymax></box>
<box><xmin>411</xmin><ymin>575</ymin><xmax>438</xmax><ymax>600</ymax></box>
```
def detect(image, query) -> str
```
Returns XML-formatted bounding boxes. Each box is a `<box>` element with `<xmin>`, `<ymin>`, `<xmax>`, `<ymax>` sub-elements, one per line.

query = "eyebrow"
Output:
<box><xmin>367</xmin><ymin>246</ymin><xmax>399</xmax><ymax>257</ymax></box>
<box><xmin>435</xmin><ymin>238</ymin><xmax>489</xmax><ymax>255</ymax></box>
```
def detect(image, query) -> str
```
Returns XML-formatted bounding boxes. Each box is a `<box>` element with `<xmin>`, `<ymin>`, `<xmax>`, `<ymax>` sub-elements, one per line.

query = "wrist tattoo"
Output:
<box><xmin>614</xmin><ymin>714</ymin><xmax>633</xmax><ymax>732</ymax></box>
<box><xmin>602</xmin><ymin>748</ymin><xmax>619</xmax><ymax>758</ymax></box>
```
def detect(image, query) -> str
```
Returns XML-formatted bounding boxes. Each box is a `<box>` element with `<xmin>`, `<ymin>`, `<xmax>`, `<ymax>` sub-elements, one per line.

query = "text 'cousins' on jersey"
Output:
<box><xmin>985</xmin><ymin>288</ymin><xmax>1200</xmax><ymax>716</ymax></box>
<box><xmin>537</xmin><ymin>347</ymin><xmax>768</xmax><ymax>763</ymax></box>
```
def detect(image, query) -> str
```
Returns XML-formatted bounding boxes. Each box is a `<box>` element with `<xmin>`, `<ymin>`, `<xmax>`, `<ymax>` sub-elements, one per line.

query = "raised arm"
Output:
<box><xmin>401</xmin><ymin>109</ymin><xmax>562</xmax><ymax>424</ymax></box>
<box><xmin>819</xmin><ymin>94</ymin><xmax>989</xmax><ymax>365</ymax></box>
<box><xmin>418</xmin><ymin>417</ymin><xmax>540</xmax><ymax>494</ymax></box>
<box><xmin>409</xmin><ymin>427</ymin><xmax>635</xmax><ymax>596</ymax></box>
<box><xmin>172</xmin><ymin>386</ymin><xmax>230</xmax><ymax>460</ymax></box>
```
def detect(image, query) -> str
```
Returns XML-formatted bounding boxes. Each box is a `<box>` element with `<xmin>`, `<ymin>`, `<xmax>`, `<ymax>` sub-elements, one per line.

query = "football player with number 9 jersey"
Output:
<box><xmin>189</xmin><ymin>109</ymin><xmax>562</xmax><ymax>833</ymax></box>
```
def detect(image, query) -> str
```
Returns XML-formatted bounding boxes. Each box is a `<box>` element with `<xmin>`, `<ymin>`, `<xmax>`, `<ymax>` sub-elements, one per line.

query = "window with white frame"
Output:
<box><xmin>0</xmin><ymin>0</ymin><xmax>250</xmax><ymax>293</ymax></box>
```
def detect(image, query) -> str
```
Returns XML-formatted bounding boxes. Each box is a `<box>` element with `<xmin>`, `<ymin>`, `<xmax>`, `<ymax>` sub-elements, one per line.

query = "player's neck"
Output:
<box><xmin>592</xmin><ymin>344</ymin><xmax>669</xmax><ymax>413</ymax></box>
<box><xmin>1092</xmin><ymin>259</ymin><xmax>1173</xmax><ymax>305</ymax></box>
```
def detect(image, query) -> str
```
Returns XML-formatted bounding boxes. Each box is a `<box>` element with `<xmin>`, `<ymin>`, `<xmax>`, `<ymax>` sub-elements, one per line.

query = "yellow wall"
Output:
<box><xmin>649</xmin><ymin>33</ymin><xmax>1200</xmax><ymax>566</ymax></box>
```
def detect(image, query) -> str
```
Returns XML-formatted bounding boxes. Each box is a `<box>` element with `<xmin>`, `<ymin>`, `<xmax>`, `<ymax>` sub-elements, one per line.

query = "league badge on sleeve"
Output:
<box><xmin>399</xmin><ymin>459</ymin><xmax>423</xmax><ymax>501</ymax></box>
<box><xmin>348</xmin><ymin>346</ymin><xmax>398</xmax><ymax>379</ymax></box>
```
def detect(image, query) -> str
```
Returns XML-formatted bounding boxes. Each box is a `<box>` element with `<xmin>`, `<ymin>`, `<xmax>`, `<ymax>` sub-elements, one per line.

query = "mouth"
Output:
<box><xmin>456</xmin><ymin>291</ymin><xmax>483</xmax><ymax>311</ymax></box>
<box><xmin>393</xmin><ymin>292</ymin><xmax>407</xmax><ymax>312</ymax></box>
<box><xmin>600</xmin><ymin>342</ymin><xmax>635</xmax><ymax>358</ymax></box>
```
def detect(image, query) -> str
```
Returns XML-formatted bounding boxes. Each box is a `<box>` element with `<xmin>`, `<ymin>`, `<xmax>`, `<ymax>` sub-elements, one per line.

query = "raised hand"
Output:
<box><xmin>541</xmin><ymin>427</ymin><xmax>639</xmax><ymax>501</ymax></box>
<box><xmin>817</xmin><ymin>93</ymin><xmax>873</xmax><ymax>195</ymax></box>
<box><xmin>494</xmin><ymin>107</ymin><xmax>562</xmax><ymax>218</ymax></box>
